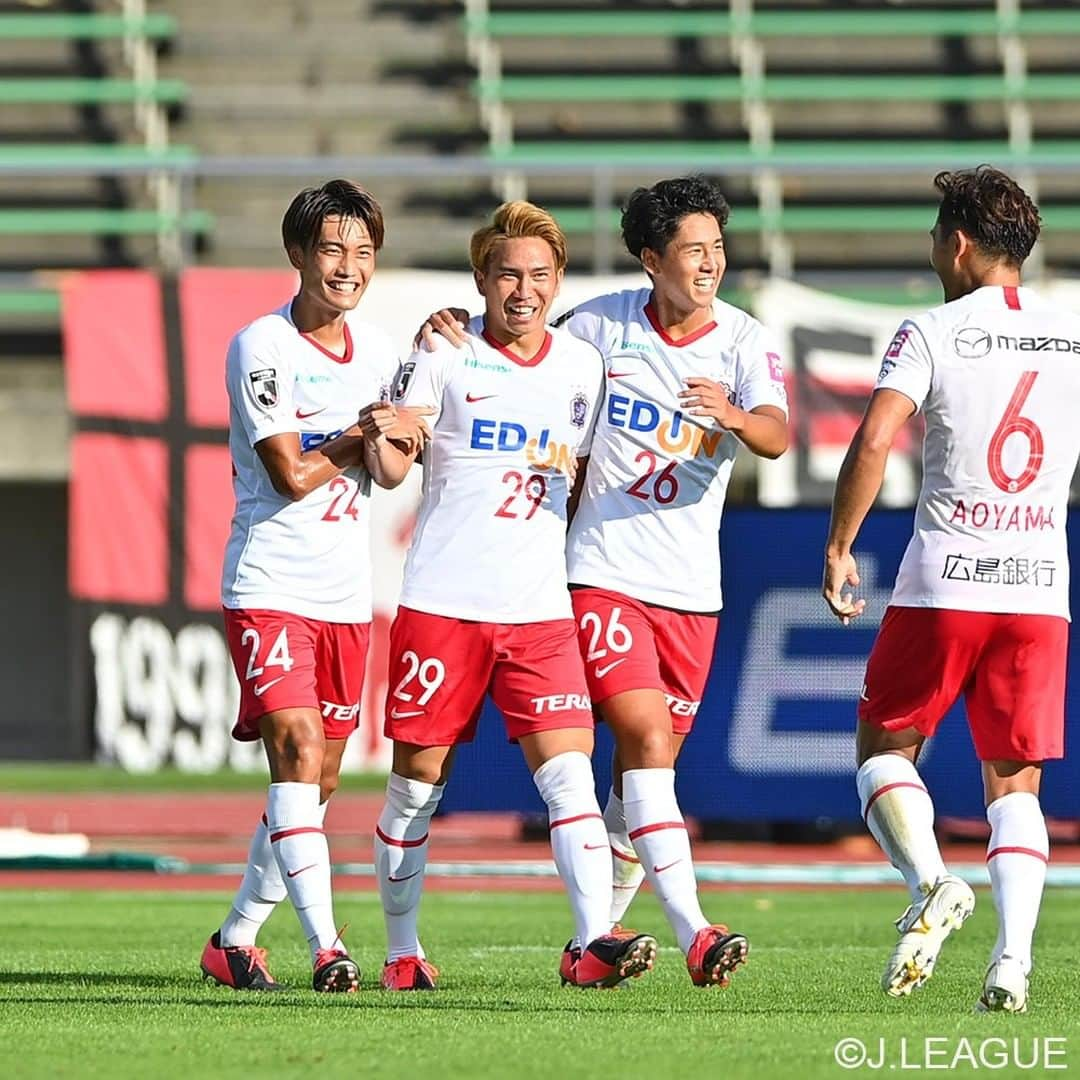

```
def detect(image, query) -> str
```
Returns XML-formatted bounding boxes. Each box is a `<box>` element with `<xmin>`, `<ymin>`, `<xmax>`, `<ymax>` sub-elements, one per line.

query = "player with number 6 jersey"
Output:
<box><xmin>203</xmin><ymin>181</ymin><xmax>431</xmax><ymax>997</ymax></box>
<box><xmin>366</xmin><ymin>201</ymin><xmax>659</xmax><ymax>993</ymax></box>
<box><xmin>823</xmin><ymin>167</ymin><xmax>1080</xmax><ymax>1014</ymax></box>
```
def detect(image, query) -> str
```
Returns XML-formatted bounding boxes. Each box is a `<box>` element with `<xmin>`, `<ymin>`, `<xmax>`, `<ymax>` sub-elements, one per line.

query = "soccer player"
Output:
<box><xmin>367</xmin><ymin>200</ymin><xmax>658</xmax><ymax>992</ymax></box>
<box><xmin>420</xmin><ymin>177</ymin><xmax>789</xmax><ymax>987</ymax></box>
<box><xmin>200</xmin><ymin>180</ymin><xmax>430</xmax><ymax>993</ymax></box>
<box><xmin>823</xmin><ymin>166</ymin><xmax>1079</xmax><ymax>1013</ymax></box>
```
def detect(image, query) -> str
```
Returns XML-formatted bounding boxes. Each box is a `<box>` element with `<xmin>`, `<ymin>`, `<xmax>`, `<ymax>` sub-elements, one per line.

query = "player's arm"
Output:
<box><xmin>255</xmin><ymin>427</ymin><xmax>366</xmax><ymax>502</ymax></box>
<box><xmin>361</xmin><ymin>403</ymin><xmax>434</xmax><ymax>489</ymax></box>
<box><xmin>679</xmin><ymin>382</ymin><xmax>788</xmax><ymax>459</ymax></box>
<box><xmin>566</xmin><ymin>456</ymin><xmax>589</xmax><ymax>524</ymax></box>
<box><xmin>822</xmin><ymin>388</ymin><xmax>916</xmax><ymax>623</ymax></box>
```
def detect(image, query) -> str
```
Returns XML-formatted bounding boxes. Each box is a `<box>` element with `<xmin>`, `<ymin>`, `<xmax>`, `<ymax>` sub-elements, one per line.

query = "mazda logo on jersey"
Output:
<box><xmin>250</xmin><ymin>367</ymin><xmax>279</xmax><ymax>407</ymax></box>
<box><xmin>953</xmin><ymin>327</ymin><xmax>992</xmax><ymax>359</ymax></box>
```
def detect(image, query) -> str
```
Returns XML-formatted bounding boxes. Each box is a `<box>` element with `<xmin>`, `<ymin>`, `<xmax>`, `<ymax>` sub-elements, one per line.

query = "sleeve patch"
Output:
<box><xmin>248</xmin><ymin>367</ymin><xmax>278</xmax><ymax>408</ymax></box>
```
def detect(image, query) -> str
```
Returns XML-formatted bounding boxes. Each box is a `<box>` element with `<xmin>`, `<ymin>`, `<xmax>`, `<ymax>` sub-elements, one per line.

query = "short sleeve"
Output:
<box><xmin>574</xmin><ymin>343</ymin><xmax>607</xmax><ymax>458</ymax></box>
<box><xmin>225</xmin><ymin>329</ymin><xmax>297</xmax><ymax>447</ymax></box>
<box><xmin>734</xmin><ymin>322</ymin><xmax>789</xmax><ymax>417</ymax></box>
<box><xmin>556</xmin><ymin>295</ymin><xmax>620</xmax><ymax>357</ymax></box>
<box><xmin>876</xmin><ymin>319</ymin><xmax>933</xmax><ymax>413</ymax></box>
<box><xmin>393</xmin><ymin>337</ymin><xmax>454</xmax><ymax>428</ymax></box>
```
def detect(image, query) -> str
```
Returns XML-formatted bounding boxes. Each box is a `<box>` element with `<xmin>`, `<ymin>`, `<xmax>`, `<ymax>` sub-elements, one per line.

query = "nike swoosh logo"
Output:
<box><xmin>295</xmin><ymin>406</ymin><xmax>326</xmax><ymax>419</ymax></box>
<box><xmin>465</xmin><ymin>393</ymin><xmax>497</xmax><ymax>403</ymax></box>
<box><xmin>607</xmin><ymin>370</ymin><xmax>635</xmax><ymax>379</ymax></box>
<box><xmin>252</xmin><ymin>676</ymin><xmax>285</xmax><ymax>697</ymax></box>
<box><xmin>594</xmin><ymin>658</ymin><xmax>627</xmax><ymax>678</ymax></box>
<box><xmin>387</xmin><ymin>869</ymin><xmax>422</xmax><ymax>883</ymax></box>
<box><xmin>583</xmin><ymin>843</ymin><xmax>608</xmax><ymax>851</ymax></box>
<box><xmin>653</xmin><ymin>859</ymin><xmax>682</xmax><ymax>874</ymax></box>
<box><xmin>390</xmin><ymin>707</ymin><xmax>425</xmax><ymax>719</ymax></box>
<box><xmin>287</xmin><ymin>863</ymin><xmax>317</xmax><ymax>878</ymax></box>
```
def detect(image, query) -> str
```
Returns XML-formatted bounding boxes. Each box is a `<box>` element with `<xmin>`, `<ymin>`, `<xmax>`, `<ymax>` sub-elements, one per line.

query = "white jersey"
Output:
<box><xmin>221</xmin><ymin>300</ymin><xmax>398</xmax><ymax>622</ymax></box>
<box><xmin>396</xmin><ymin>318</ymin><xmax>604</xmax><ymax>623</ymax></box>
<box><xmin>878</xmin><ymin>284</ymin><xmax>1080</xmax><ymax>619</ymax></box>
<box><xmin>564</xmin><ymin>288</ymin><xmax>788</xmax><ymax>611</ymax></box>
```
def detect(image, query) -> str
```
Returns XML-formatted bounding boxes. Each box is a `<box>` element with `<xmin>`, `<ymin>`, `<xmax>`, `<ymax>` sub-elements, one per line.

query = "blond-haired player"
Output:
<box><xmin>367</xmin><ymin>202</ymin><xmax>658</xmax><ymax>991</ymax></box>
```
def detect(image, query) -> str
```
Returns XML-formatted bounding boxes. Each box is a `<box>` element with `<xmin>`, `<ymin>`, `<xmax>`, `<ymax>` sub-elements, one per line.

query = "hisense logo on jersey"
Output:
<box><xmin>464</xmin><ymin>356</ymin><xmax>511</xmax><ymax>374</ymax></box>
<box><xmin>469</xmin><ymin>418</ymin><xmax>577</xmax><ymax>474</ymax></box>
<box><xmin>618</xmin><ymin>340</ymin><xmax>651</xmax><ymax>352</ymax></box>
<box><xmin>606</xmin><ymin>392</ymin><xmax>725</xmax><ymax>459</ymax></box>
<box><xmin>995</xmin><ymin>334</ymin><xmax>1080</xmax><ymax>354</ymax></box>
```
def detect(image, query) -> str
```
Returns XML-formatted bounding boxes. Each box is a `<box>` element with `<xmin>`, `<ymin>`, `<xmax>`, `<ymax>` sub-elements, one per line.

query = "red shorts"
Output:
<box><xmin>570</xmin><ymin>586</ymin><xmax>719</xmax><ymax>735</ymax></box>
<box><xmin>223</xmin><ymin>607</ymin><xmax>370</xmax><ymax>742</ymax></box>
<box><xmin>859</xmin><ymin>605</ymin><xmax>1067</xmax><ymax>762</ymax></box>
<box><xmin>384</xmin><ymin>607</ymin><xmax>593</xmax><ymax>746</ymax></box>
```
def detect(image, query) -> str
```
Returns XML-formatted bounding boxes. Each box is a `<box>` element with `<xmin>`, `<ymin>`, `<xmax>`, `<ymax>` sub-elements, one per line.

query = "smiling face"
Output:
<box><xmin>641</xmin><ymin>212</ymin><xmax>726</xmax><ymax>313</ymax></box>
<box><xmin>475</xmin><ymin>235</ymin><xmax>563</xmax><ymax>343</ymax></box>
<box><xmin>289</xmin><ymin>215</ymin><xmax>375</xmax><ymax>316</ymax></box>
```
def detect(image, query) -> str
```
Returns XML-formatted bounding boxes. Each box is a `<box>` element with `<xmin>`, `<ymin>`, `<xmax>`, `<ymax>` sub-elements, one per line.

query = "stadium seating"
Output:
<box><xmin>0</xmin><ymin>6</ymin><xmax>201</xmax><ymax>296</ymax></box>
<box><xmin>463</xmin><ymin>1</ymin><xmax>1080</xmax><ymax>275</ymax></box>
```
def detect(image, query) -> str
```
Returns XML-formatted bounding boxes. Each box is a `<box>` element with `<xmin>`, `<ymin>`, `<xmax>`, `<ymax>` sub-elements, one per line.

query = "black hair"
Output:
<box><xmin>281</xmin><ymin>179</ymin><xmax>385</xmax><ymax>254</ymax></box>
<box><xmin>621</xmin><ymin>176</ymin><xmax>730</xmax><ymax>259</ymax></box>
<box><xmin>934</xmin><ymin>166</ymin><xmax>1040</xmax><ymax>266</ymax></box>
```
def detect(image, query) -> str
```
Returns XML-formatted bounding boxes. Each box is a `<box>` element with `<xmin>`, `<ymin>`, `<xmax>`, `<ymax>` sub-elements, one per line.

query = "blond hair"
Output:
<box><xmin>470</xmin><ymin>201</ymin><xmax>568</xmax><ymax>274</ymax></box>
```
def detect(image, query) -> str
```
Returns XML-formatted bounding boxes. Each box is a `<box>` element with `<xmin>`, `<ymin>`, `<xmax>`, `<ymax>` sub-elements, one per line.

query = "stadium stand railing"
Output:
<box><xmin>462</xmin><ymin>0</ymin><xmax>1080</xmax><ymax>276</ymax></box>
<box><xmin>0</xmin><ymin>1</ymin><xmax>203</xmax><ymax>309</ymax></box>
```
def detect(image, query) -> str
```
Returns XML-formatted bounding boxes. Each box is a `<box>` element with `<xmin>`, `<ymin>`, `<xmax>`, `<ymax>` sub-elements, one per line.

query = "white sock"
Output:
<box><xmin>266</xmin><ymin>782</ymin><xmax>339</xmax><ymax>961</ymax></box>
<box><xmin>374</xmin><ymin>772</ymin><xmax>444</xmax><ymax>962</ymax></box>
<box><xmin>533</xmin><ymin>751</ymin><xmax>613</xmax><ymax>948</ymax></box>
<box><xmin>220</xmin><ymin>802</ymin><xmax>329</xmax><ymax>948</ymax></box>
<box><xmin>604</xmin><ymin>788</ymin><xmax>645</xmax><ymax>924</ymax></box>
<box><xmin>623</xmin><ymin>767</ymin><xmax>707</xmax><ymax>953</ymax></box>
<box><xmin>856</xmin><ymin>754</ymin><xmax>948</xmax><ymax>902</ymax></box>
<box><xmin>986</xmin><ymin>791</ymin><xmax>1048</xmax><ymax>975</ymax></box>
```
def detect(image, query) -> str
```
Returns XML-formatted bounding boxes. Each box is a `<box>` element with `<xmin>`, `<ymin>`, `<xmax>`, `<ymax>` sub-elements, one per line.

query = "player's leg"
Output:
<box><xmin>205</xmin><ymin>609</ymin><xmax>347</xmax><ymax>991</ymax></box>
<box><xmin>215</xmin><ymin>736</ymin><xmax>346</xmax><ymax>962</ymax></box>
<box><xmin>977</xmin><ymin>761</ymin><xmax>1044</xmax><ymax>1014</ymax></box>
<box><xmin>261</xmin><ymin>706</ymin><xmax>358</xmax><ymax>992</ymax></box>
<box><xmin>375</xmin><ymin>740</ymin><xmax>453</xmax><ymax>990</ymax></box>
<box><xmin>498</xmin><ymin>615</ymin><xmax>655</xmax><ymax>988</ymax></box>
<box><xmin>969</xmin><ymin>613</ymin><xmax>1065</xmax><ymax>1014</ymax></box>
<box><xmin>571</xmin><ymin>589</ymin><xmax>659</xmax><ymax>924</ymax></box>
<box><xmin>376</xmin><ymin>607</ymin><xmax>490</xmax><ymax>990</ymax></box>
<box><xmin>858</xmin><ymin>607</ymin><xmax>980</xmax><ymax>997</ymax></box>
<box><xmin>520</xmin><ymin>726</ymin><xmax>657</xmax><ymax>989</ymax></box>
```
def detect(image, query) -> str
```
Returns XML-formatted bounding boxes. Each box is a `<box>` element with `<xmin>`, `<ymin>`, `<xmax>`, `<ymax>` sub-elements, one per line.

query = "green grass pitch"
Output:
<box><xmin>1</xmin><ymin>888</ymin><xmax>1077</xmax><ymax>1079</ymax></box>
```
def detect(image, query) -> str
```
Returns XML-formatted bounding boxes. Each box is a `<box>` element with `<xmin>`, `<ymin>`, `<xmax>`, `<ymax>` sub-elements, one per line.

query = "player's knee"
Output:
<box><xmin>619</xmin><ymin>728</ymin><xmax>673</xmax><ymax>770</ymax></box>
<box><xmin>319</xmin><ymin>770</ymin><xmax>340</xmax><ymax>803</ymax></box>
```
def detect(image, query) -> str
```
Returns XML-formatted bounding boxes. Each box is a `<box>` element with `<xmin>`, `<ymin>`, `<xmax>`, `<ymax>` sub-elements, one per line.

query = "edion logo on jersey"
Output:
<box><xmin>470</xmin><ymin>417</ymin><xmax>580</xmax><ymax>474</ymax></box>
<box><xmin>606</xmin><ymin>393</ymin><xmax>725</xmax><ymax>460</ymax></box>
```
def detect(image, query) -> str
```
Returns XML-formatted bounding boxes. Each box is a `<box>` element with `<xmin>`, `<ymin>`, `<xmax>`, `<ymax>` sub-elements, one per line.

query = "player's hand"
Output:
<box><xmin>822</xmin><ymin>552</ymin><xmax>867</xmax><ymax>626</ymax></box>
<box><xmin>385</xmin><ymin>405</ymin><xmax>435</xmax><ymax>453</ymax></box>
<box><xmin>357</xmin><ymin>401</ymin><xmax>402</xmax><ymax>443</ymax></box>
<box><xmin>678</xmin><ymin>377</ymin><xmax>738</xmax><ymax>428</ymax></box>
<box><xmin>414</xmin><ymin>308</ymin><xmax>470</xmax><ymax>350</ymax></box>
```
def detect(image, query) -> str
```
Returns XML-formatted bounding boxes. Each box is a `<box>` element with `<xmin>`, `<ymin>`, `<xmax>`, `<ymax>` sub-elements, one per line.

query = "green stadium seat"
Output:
<box><xmin>0</xmin><ymin>144</ymin><xmax>198</xmax><ymax>170</ymax></box>
<box><xmin>489</xmin><ymin>140</ymin><xmax>1080</xmax><ymax>170</ymax></box>
<box><xmin>0</xmin><ymin>209</ymin><xmax>213</xmax><ymax>237</ymax></box>
<box><xmin>477</xmin><ymin>73</ymin><xmax>1080</xmax><ymax>106</ymax></box>
<box><xmin>465</xmin><ymin>10</ymin><xmax>1080</xmax><ymax>39</ymax></box>
<box><xmin>554</xmin><ymin>204</ymin><xmax>1080</xmax><ymax>236</ymax></box>
<box><xmin>0</xmin><ymin>78</ymin><xmax>187</xmax><ymax>106</ymax></box>
<box><xmin>0</xmin><ymin>13</ymin><xmax>176</xmax><ymax>40</ymax></box>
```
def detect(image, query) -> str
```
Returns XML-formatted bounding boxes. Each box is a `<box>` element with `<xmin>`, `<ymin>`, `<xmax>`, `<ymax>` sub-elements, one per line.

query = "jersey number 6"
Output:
<box><xmin>988</xmin><ymin>371</ymin><xmax>1043</xmax><ymax>494</ymax></box>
